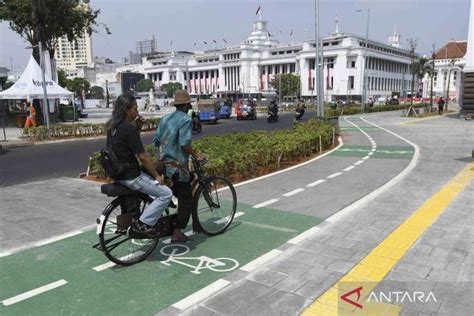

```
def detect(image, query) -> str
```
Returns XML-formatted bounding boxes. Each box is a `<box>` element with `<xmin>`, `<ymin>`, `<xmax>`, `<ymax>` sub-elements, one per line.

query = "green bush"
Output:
<box><xmin>87</xmin><ymin>119</ymin><xmax>336</xmax><ymax>178</ymax></box>
<box><xmin>22</xmin><ymin>118</ymin><xmax>161</xmax><ymax>141</ymax></box>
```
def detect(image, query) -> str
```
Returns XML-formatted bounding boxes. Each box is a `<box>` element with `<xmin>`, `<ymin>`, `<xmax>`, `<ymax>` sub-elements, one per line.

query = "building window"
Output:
<box><xmin>348</xmin><ymin>76</ymin><xmax>355</xmax><ymax>89</ymax></box>
<box><xmin>453</xmin><ymin>71</ymin><xmax>457</xmax><ymax>86</ymax></box>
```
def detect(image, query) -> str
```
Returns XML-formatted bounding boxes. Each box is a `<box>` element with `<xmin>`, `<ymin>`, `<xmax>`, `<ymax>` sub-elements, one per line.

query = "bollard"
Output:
<box><xmin>332</xmin><ymin>128</ymin><xmax>335</xmax><ymax>144</ymax></box>
<box><xmin>86</xmin><ymin>156</ymin><xmax>92</xmax><ymax>177</ymax></box>
<box><xmin>319</xmin><ymin>135</ymin><xmax>322</xmax><ymax>153</ymax></box>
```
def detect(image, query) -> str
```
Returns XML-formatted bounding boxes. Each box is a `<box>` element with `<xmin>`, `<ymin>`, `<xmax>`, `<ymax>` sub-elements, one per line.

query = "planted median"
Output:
<box><xmin>86</xmin><ymin>119</ymin><xmax>337</xmax><ymax>182</ymax></box>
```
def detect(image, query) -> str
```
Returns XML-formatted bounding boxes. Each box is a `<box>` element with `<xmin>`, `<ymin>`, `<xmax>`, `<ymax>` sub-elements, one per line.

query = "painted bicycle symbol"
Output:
<box><xmin>160</xmin><ymin>244</ymin><xmax>239</xmax><ymax>274</ymax></box>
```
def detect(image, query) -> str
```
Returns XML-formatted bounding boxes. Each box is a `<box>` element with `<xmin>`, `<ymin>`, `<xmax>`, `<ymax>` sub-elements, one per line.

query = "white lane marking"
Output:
<box><xmin>282</xmin><ymin>188</ymin><xmax>305</xmax><ymax>197</ymax></box>
<box><xmin>287</xmin><ymin>226</ymin><xmax>322</xmax><ymax>244</ymax></box>
<box><xmin>93</xmin><ymin>251</ymin><xmax>145</xmax><ymax>271</ymax></box>
<box><xmin>377</xmin><ymin>150</ymin><xmax>414</xmax><ymax>154</ymax></box>
<box><xmin>327</xmin><ymin>172</ymin><xmax>343</xmax><ymax>179</ymax></box>
<box><xmin>239</xmin><ymin>221</ymin><xmax>298</xmax><ymax>233</ymax></box>
<box><xmin>214</xmin><ymin>211</ymin><xmax>245</xmax><ymax>224</ymax></box>
<box><xmin>343</xmin><ymin>166</ymin><xmax>355</xmax><ymax>172</ymax></box>
<box><xmin>306</xmin><ymin>179</ymin><xmax>326</xmax><ymax>187</ymax></box>
<box><xmin>327</xmin><ymin>116</ymin><xmax>419</xmax><ymax>223</ymax></box>
<box><xmin>162</xmin><ymin>231</ymin><xmax>195</xmax><ymax>245</ymax></box>
<box><xmin>232</xmin><ymin>137</ymin><xmax>344</xmax><ymax>188</ymax></box>
<box><xmin>34</xmin><ymin>230</ymin><xmax>83</xmax><ymax>247</ymax></box>
<box><xmin>1</xmin><ymin>224</ymin><xmax>96</xmax><ymax>257</ymax></box>
<box><xmin>338</xmin><ymin>148</ymin><xmax>370</xmax><ymax>152</ymax></box>
<box><xmin>354</xmin><ymin>160</ymin><xmax>364</xmax><ymax>165</ymax></box>
<box><xmin>240</xmin><ymin>249</ymin><xmax>283</xmax><ymax>272</ymax></box>
<box><xmin>0</xmin><ymin>252</ymin><xmax>12</xmax><ymax>258</ymax></box>
<box><xmin>172</xmin><ymin>279</ymin><xmax>230</xmax><ymax>310</ymax></box>
<box><xmin>2</xmin><ymin>279</ymin><xmax>67</xmax><ymax>306</ymax></box>
<box><xmin>368</xmin><ymin>152</ymin><xmax>374</xmax><ymax>156</ymax></box>
<box><xmin>253</xmin><ymin>199</ymin><xmax>279</xmax><ymax>209</ymax></box>
<box><xmin>362</xmin><ymin>156</ymin><xmax>370</xmax><ymax>160</ymax></box>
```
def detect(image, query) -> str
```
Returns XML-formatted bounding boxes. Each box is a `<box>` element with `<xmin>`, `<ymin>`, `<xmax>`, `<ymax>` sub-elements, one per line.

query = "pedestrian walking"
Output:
<box><xmin>24</xmin><ymin>102</ymin><xmax>37</xmax><ymax>128</ymax></box>
<box><xmin>438</xmin><ymin>97</ymin><xmax>445</xmax><ymax>115</ymax></box>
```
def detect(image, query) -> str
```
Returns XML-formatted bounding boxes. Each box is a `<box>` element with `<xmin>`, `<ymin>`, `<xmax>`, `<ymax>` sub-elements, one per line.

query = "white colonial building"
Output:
<box><xmin>422</xmin><ymin>40</ymin><xmax>467</xmax><ymax>101</ymax></box>
<box><xmin>109</xmin><ymin>19</ymin><xmax>415</xmax><ymax>102</ymax></box>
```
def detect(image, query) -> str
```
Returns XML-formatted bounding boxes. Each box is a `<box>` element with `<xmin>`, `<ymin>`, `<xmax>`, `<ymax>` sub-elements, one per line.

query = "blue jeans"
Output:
<box><xmin>119</xmin><ymin>172</ymin><xmax>173</xmax><ymax>226</ymax></box>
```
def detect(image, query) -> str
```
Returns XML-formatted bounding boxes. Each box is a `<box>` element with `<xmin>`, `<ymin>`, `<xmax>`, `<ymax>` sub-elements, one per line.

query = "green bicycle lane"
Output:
<box><xmin>0</xmin><ymin>202</ymin><xmax>322</xmax><ymax>315</ymax></box>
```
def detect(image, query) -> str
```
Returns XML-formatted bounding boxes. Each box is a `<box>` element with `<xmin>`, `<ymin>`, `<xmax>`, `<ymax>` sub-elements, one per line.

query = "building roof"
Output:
<box><xmin>435</xmin><ymin>41</ymin><xmax>467</xmax><ymax>59</ymax></box>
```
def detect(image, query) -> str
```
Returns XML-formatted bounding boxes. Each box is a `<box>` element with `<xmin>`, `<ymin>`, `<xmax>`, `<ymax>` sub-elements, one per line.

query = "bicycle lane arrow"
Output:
<box><xmin>0</xmin><ymin>201</ymin><xmax>322</xmax><ymax>315</ymax></box>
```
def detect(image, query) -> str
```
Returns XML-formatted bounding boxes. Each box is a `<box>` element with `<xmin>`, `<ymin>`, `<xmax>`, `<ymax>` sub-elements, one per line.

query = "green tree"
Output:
<box><xmin>411</xmin><ymin>57</ymin><xmax>433</xmax><ymax>94</ymax></box>
<box><xmin>57</xmin><ymin>69</ymin><xmax>68</xmax><ymax>88</ymax></box>
<box><xmin>89</xmin><ymin>86</ymin><xmax>104</xmax><ymax>99</ymax></box>
<box><xmin>270</xmin><ymin>73</ymin><xmax>300</xmax><ymax>98</ymax></box>
<box><xmin>2</xmin><ymin>80</ymin><xmax>14</xmax><ymax>90</ymax></box>
<box><xmin>161</xmin><ymin>82</ymin><xmax>183</xmax><ymax>98</ymax></box>
<box><xmin>0</xmin><ymin>0</ymin><xmax>109</xmax><ymax>65</ymax></box>
<box><xmin>66</xmin><ymin>77</ymin><xmax>91</xmax><ymax>98</ymax></box>
<box><xmin>135</xmin><ymin>79</ymin><xmax>154</xmax><ymax>92</ymax></box>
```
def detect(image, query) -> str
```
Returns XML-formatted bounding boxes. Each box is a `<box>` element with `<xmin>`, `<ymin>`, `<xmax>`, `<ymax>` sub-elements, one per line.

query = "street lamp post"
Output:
<box><xmin>314</xmin><ymin>0</ymin><xmax>324</xmax><ymax>117</ymax></box>
<box><xmin>357</xmin><ymin>8</ymin><xmax>370</xmax><ymax>113</ymax></box>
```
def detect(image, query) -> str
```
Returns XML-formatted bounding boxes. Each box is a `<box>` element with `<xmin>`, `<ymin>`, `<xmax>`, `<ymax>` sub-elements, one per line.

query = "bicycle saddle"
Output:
<box><xmin>101</xmin><ymin>183</ymin><xmax>136</xmax><ymax>197</ymax></box>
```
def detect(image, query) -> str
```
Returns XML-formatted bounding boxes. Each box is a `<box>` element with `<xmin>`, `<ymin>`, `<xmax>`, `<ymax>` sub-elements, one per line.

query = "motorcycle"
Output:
<box><xmin>191</xmin><ymin>111</ymin><xmax>202</xmax><ymax>133</ymax></box>
<box><xmin>267</xmin><ymin>109</ymin><xmax>279</xmax><ymax>123</ymax></box>
<box><xmin>294</xmin><ymin>105</ymin><xmax>306</xmax><ymax>121</ymax></box>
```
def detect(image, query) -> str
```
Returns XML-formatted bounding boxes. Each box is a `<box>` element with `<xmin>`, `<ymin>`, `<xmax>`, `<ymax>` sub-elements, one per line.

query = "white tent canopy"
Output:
<box><xmin>0</xmin><ymin>55</ymin><xmax>73</xmax><ymax>99</ymax></box>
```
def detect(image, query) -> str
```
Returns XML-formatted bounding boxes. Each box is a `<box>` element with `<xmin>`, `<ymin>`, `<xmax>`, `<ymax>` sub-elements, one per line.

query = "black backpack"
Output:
<box><xmin>99</xmin><ymin>133</ymin><xmax>129</xmax><ymax>180</ymax></box>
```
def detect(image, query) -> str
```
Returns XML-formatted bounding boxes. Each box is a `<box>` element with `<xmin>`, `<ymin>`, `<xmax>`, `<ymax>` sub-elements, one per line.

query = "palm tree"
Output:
<box><xmin>410</xmin><ymin>57</ymin><xmax>433</xmax><ymax>104</ymax></box>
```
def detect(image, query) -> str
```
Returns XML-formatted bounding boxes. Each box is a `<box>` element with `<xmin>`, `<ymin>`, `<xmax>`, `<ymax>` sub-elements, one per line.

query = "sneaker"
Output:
<box><xmin>171</xmin><ymin>232</ymin><xmax>193</xmax><ymax>243</ymax></box>
<box><xmin>132</xmin><ymin>220</ymin><xmax>157</xmax><ymax>235</ymax></box>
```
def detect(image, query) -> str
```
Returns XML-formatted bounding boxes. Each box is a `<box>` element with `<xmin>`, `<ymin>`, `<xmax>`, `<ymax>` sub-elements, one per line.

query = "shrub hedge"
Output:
<box><xmin>87</xmin><ymin>118</ymin><xmax>336</xmax><ymax>179</ymax></box>
<box><xmin>22</xmin><ymin>118</ymin><xmax>161</xmax><ymax>141</ymax></box>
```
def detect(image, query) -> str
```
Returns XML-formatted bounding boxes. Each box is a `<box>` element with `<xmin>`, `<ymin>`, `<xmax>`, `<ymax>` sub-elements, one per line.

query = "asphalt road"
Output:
<box><xmin>0</xmin><ymin>111</ymin><xmax>314</xmax><ymax>187</ymax></box>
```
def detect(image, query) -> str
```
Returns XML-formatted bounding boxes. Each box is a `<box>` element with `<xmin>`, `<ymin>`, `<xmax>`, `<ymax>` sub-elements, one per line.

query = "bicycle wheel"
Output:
<box><xmin>98</xmin><ymin>196</ymin><xmax>160</xmax><ymax>266</ymax></box>
<box><xmin>193</xmin><ymin>176</ymin><xmax>237</xmax><ymax>236</ymax></box>
<box><xmin>206</xmin><ymin>258</ymin><xmax>239</xmax><ymax>272</ymax></box>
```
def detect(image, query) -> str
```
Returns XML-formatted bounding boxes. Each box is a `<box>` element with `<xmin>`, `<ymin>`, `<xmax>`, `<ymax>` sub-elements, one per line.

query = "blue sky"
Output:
<box><xmin>0</xmin><ymin>0</ymin><xmax>471</xmax><ymax>72</ymax></box>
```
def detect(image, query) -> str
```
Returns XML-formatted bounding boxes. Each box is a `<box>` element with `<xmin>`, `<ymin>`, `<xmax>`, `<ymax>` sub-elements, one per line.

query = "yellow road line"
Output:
<box><xmin>302</xmin><ymin>163</ymin><xmax>474</xmax><ymax>315</ymax></box>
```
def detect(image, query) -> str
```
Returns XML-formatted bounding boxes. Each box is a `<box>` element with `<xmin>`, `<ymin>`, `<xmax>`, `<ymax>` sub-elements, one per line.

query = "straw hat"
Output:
<box><xmin>173</xmin><ymin>89</ymin><xmax>191</xmax><ymax>106</ymax></box>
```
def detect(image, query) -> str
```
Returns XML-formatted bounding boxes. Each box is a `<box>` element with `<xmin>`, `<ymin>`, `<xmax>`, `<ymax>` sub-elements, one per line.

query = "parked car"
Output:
<box><xmin>236</xmin><ymin>99</ymin><xmax>257</xmax><ymax>120</ymax></box>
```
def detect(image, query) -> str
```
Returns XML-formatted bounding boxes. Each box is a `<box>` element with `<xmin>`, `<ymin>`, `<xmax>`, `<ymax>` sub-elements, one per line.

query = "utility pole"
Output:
<box><xmin>314</xmin><ymin>0</ymin><xmax>324</xmax><ymax>117</ymax></box>
<box><xmin>357</xmin><ymin>8</ymin><xmax>370</xmax><ymax>113</ymax></box>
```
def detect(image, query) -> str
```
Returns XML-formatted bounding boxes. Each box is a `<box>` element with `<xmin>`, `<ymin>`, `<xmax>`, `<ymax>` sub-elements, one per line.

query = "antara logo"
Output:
<box><xmin>340</xmin><ymin>287</ymin><xmax>438</xmax><ymax>309</ymax></box>
<box><xmin>340</xmin><ymin>286</ymin><xmax>364</xmax><ymax>309</ymax></box>
<box><xmin>367</xmin><ymin>291</ymin><xmax>438</xmax><ymax>303</ymax></box>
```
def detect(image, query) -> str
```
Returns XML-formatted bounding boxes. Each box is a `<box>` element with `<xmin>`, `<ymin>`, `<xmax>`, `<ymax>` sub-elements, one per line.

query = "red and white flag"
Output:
<box><xmin>256</xmin><ymin>5</ymin><xmax>261</xmax><ymax>15</ymax></box>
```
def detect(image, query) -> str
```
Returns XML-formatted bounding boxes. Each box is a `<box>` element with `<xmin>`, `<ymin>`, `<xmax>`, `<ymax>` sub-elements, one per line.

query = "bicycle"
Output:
<box><xmin>93</xmin><ymin>157</ymin><xmax>237</xmax><ymax>266</ymax></box>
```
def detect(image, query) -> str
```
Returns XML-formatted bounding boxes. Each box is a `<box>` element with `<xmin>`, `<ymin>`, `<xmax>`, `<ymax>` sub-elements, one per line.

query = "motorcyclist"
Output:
<box><xmin>295</xmin><ymin>102</ymin><xmax>306</xmax><ymax>120</ymax></box>
<box><xmin>268</xmin><ymin>100</ymin><xmax>278</xmax><ymax>116</ymax></box>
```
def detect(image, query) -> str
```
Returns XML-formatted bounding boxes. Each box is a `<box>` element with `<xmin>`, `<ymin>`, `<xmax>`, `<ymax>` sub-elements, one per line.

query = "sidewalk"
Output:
<box><xmin>162</xmin><ymin>112</ymin><xmax>473</xmax><ymax>315</ymax></box>
<box><xmin>0</xmin><ymin>106</ymin><xmax>173</xmax><ymax>149</ymax></box>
